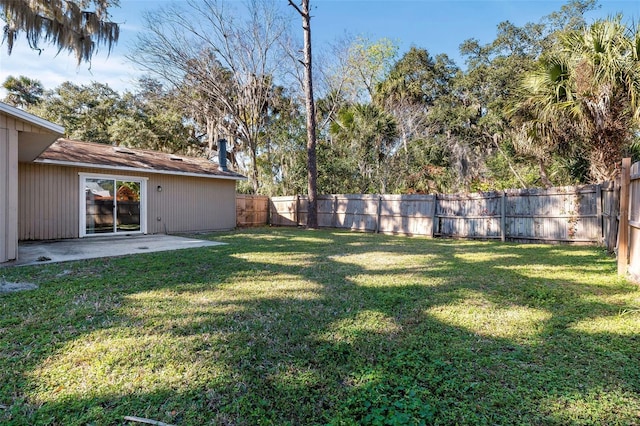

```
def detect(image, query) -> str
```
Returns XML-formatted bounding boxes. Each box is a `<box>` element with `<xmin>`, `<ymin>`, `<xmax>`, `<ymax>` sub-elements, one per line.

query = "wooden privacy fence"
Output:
<box><xmin>271</xmin><ymin>194</ymin><xmax>435</xmax><ymax>235</ymax></box>
<box><xmin>619</xmin><ymin>158</ymin><xmax>640</xmax><ymax>280</ymax></box>
<box><xmin>268</xmin><ymin>183</ymin><xmax>618</xmax><ymax>245</ymax></box>
<box><xmin>236</xmin><ymin>194</ymin><xmax>269</xmax><ymax>227</ymax></box>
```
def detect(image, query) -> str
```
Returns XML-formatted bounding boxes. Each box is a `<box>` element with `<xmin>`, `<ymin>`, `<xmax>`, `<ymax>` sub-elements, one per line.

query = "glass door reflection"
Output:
<box><xmin>85</xmin><ymin>178</ymin><xmax>115</xmax><ymax>234</ymax></box>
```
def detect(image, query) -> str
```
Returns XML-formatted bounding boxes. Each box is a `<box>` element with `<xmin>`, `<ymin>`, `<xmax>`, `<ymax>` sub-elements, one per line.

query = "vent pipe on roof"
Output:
<box><xmin>218</xmin><ymin>139</ymin><xmax>228</xmax><ymax>171</ymax></box>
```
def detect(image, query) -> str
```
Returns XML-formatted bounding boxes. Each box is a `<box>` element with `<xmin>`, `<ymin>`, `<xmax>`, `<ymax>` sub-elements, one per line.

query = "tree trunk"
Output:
<box><xmin>290</xmin><ymin>0</ymin><xmax>318</xmax><ymax>228</ymax></box>
<box><xmin>250</xmin><ymin>142</ymin><xmax>259</xmax><ymax>194</ymax></box>
<box><xmin>538</xmin><ymin>158</ymin><xmax>553</xmax><ymax>189</ymax></box>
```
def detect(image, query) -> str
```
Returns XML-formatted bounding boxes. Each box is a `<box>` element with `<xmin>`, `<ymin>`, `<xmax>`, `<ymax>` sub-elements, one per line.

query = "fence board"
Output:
<box><xmin>379</xmin><ymin>194</ymin><xmax>435</xmax><ymax>235</ymax></box>
<box><xmin>600</xmin><ymin>181</ymin><xmax>619</xmax><ymax>252</ymax></box>
<box><xmin>627</xmin><ymin>162</ymin><xmax>640</xmax><ymax>279</ymax></box>
<box><xmin>619</xmin><ymin>160</ymin><xmax>632</xmax><ymax>274</ymax></box>
<box><xmin>269</xmin><ymin>196</ymin><xmax>298</xmax><ymax>226</ymax></box>
<box><xmin>501</xmin><ymin>185</ymin><xmax>601</xmax><ymax>242</ymax></box>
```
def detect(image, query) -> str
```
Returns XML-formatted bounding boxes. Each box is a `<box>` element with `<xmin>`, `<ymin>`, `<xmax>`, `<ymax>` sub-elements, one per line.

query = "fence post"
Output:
<box><xmin>596</xmin><ymin>184</ymin><xmax>603</xmax><ymax>243</ymax></box>
<box><xmin>605</xmin><ymin>181</ymin><xmax>621</xmax><ymax>252</ymax></box>
<box><xmin>618</xmin><ymin>158</ymin><xmax>632</xmax><ymax>275</ymax></box>
<box><xmin>432</xmin><ymin>194</ymin><xmax>439</xmax><ymax>237</ymax></box>
<box><xmin>265</xmin><ymin>196</ymin><xmax>270</xmax><ymax>226</ymax></box>
<box><xmin>295</xmin><ymin>195</ymin><xmax>300</xmax><ymax>226</ymax></box>
<box><xmin>501</xmin><ymin>191</ymin><xmax>506</xmax><ymax>242</ymax></box>
<box><xmin>236</xmin><ymin>195</ymin><xmax>241</xmax><ymax>227</ymax></box>
<box><xmin>376</xmin><ymin>195</ymin><xmax>382</xmax><ymax>233</ymax></box>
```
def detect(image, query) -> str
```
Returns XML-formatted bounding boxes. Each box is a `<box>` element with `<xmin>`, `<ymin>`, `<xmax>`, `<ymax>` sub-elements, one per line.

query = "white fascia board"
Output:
<box><xmin>0</xmin><ymin>103</ymin><xmax>64</xmax><ymax>134</ymax></box>
<box><xmin>35</xmin><ymin>159</ymin><xmax>248</xmax><ymax>181</ymax></box>
<box><xmin>78</xmin><ymin>171</ymin><xmax>149</xmax><ymax>181</ymax></box>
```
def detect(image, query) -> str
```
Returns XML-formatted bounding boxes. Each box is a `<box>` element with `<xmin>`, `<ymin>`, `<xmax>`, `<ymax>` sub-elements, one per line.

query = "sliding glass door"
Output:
<box><xmin>81</xmin><ymin>174</ymin><xmax>147</xmax><ymax>237</ymax></box>
<box><xmin>85</xmin><ymin>177</ymin><xmax>115</xmax><ymax>234</ymax></box>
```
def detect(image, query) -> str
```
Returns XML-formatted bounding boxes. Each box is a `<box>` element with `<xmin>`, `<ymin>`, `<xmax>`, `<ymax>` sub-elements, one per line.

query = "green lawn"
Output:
<box><xmin>1</xmin><ymin>228</ymin><xmax>639</xmax><ymax>425</ymax></box>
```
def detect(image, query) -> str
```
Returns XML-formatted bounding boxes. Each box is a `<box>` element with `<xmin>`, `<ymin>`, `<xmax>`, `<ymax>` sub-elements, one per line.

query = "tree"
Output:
<box><xmin>329</xmin><ymin>103</ymin><xmax>397</xmax><ymax>193</ymax></box>
<box><xmin>1</xmin><ymin>0</ymin><xmax>119</xmax><ymax>64</ymax></box>
<box><xmin>323</xmin><ymin>36</ymin><xmax>398</xmax><ymax>105</ymax></box>
<box><xmin>30</xmin><ymin>81</ymin><xmax>125</xmax><ymax>143</ymax></box>
<box><xmin>2</xmin><ymin>75</ymin><xmax>43</xmax><ymax>107</ymax></box>
<box><xmin>112</xmin><ymin>78</ymin><xmax>200</xmax><ymax>153</ymax></box>
<box><xmin>288</xmin><ymin>0</ymin><xmax>318</xmax><ymax>228</ymax></box>
<box><xmin>257</xmin><ymin>92</ymin><xmax>308</xmax><ymax>196</ymax></box>
<box><xmin>25</xmin><ymin>79</ymin><xmax>196</xmax><ymax>151</ymax></box>
<box><xmin>429</xmin><ymin>0</ymin><xmax>600</xmax><ymax>190</ymax></box>
<box><xmin>344</xmin><ymin>37</ymin><xmax>398</xmax><ymax>103</ymax></box>
<box><xmin>374</xmin><ymin>48</ymin><xmax>459</xmax><ymax>192</ymax></box>
<box><xmin>129</xmin><ymin>0</ymin><xmax>289</xmax><ymax>193</ymax></box>
<box><xmin>455</xmin><ymin>20</ymin><xmax>544</xmax><ymax>189</ymax></box>
<box><xmin>515</xmin><ymin>17</ymin><xmax>640</xmax><ymax>182</ymax></box>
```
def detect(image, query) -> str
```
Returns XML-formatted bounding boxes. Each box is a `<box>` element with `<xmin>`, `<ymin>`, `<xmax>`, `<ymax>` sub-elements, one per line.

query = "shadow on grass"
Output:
<box><xmin>1</xmin><ymin>228</ymin><xmax>639</xmax><ymax>425</ymax></box>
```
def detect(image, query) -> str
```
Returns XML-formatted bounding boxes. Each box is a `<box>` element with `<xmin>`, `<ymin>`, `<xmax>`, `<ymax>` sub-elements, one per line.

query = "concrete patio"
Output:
<box><xmin>1</xmin><ymin>234</ymin><xmax>225</xmax><ymax>267</ymax></box>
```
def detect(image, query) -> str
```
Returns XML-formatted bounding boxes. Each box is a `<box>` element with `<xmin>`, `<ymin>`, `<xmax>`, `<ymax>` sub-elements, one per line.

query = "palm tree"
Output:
<box><xmin>509</xmin><ymin>55</ymin><xmax>581</xmax><ymax>186</ymax></box>
<box><xmin>1</xmin><ymin>0</ymin><xmax>119</xmax><ymax>64</ymax></box>
<box><xmin>514</xmin><ymin>17</ymin><xmax>640</xmax><ymax>182</ymax></box>
<box><xmin>330</xmin><ymin>103</ymin><xmax>397</xmax><ymax>193</ymax></box>
<box><xmin>2</xmin><ymin>75</ymin><xmax>44</xmax><ymax>108</ymax></box>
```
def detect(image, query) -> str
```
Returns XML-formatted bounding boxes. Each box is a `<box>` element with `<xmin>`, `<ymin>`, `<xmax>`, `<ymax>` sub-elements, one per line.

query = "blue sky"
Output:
<box><xmin>1</xmin><ymin>0</ymin><xmax>640</xmax><ymax>94</ymax></box>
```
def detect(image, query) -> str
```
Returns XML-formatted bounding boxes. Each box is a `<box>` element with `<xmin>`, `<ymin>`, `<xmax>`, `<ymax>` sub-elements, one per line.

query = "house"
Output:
<box><xmin>1</xmin><ymin>102</ymin><xmax>245</xmax><ymax>263</ymax></box>
<box><xmin>1</xmin><ymin>103</ymin><xmax>64</xmax><ymax>263</ymax></box>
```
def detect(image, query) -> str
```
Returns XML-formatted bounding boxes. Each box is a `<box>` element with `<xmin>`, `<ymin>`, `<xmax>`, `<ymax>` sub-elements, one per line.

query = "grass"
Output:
<box><xmin>0</xmin><ymin>227</ymin><xmax>639</xmax><ymax>425</ymax></box>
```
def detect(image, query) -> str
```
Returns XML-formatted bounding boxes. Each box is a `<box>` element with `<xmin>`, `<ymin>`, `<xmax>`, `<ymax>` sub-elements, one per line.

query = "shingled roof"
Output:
<box><xmin>35</xmin><ymin>139</ymin><xmax>245</xmax><ymax>180</ymax></box>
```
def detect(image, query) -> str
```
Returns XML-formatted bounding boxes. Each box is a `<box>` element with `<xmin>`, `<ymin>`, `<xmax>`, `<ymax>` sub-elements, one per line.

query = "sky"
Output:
<box><xmin>1</xmin><ymin>0</ymin><xmax>640</xmax><ymax>95</ymax></box>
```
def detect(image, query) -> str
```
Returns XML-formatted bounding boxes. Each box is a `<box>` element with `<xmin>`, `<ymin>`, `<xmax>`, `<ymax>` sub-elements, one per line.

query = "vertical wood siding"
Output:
<box><xmin>436</xmin><ymin>192</ymin><xmax>502</xmax><ymax>239</ymax></box>
<box><xmin>19</xmin><ymin>162</ymin><xmax>79</xmax><ymax>240</ymax></box>
<box><xmin>0</xmin><ymin>128</ymin><xmax>19</xmax><ymax>261</ymax></box>
<box><xmin>503</xmin><ymin>186</ymin><xmax>601</xmax><ymax>242</ymax></box>
<box><xmin>18</xmin><ymin>163</ymin><xmax>237</xmax><ymax>240</ymax></box>
<box><xmin>148</xmin><ymin>173</ymin><xmax>237</xmax><ymax>234</ymax></box>
<box><xmin>0</xmin><ymin>114</ymin><xmax>53</xmax><ymax>134</ymax></box>
<box><xmin>601</xmin><ymin>181</ymin><xmax>619</xmax><ymax>252</ymax></box>
<box><xmin>0</xmin><ymin>128</ymin><xmax>6</xmax><ymax>261</ymax></box>
<box><xmin>1</xmin><ymin>110</ymin><xmax>53</xmax><ymax>262</ymax></box>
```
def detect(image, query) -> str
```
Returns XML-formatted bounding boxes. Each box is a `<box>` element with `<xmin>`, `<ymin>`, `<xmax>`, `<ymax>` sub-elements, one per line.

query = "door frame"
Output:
<box><xmin>79</xmin><ymin>172</ymin><xmax>148</xmax><ymax>238</ymax></box>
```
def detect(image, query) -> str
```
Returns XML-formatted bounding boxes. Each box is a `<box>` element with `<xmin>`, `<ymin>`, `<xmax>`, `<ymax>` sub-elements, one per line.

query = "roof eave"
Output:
<box><xmin>33</xmin><ymin>159</ymin><xmax>248</xmax><ymax>181</ymax></box>
<box><xmin>0</xmin><ymin>103</ymin><xmax>64</xmax><ymax>135</ymax></box>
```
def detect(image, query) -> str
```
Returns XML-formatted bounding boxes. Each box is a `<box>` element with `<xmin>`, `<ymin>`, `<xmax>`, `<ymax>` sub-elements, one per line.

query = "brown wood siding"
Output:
<box><xmin>0</xmin><ymin>114</ymin><xmax>51</xmax><ymax>134</ymax></box>
<box><xmin>18</xmin><ymin>163</ymin><xmax>237</xmax><ymax>240</ymax></box>
<box><xmin>147</xmin><ymin>174</ymin><xmax>237</xmax><ymax>234</ymax></box>
<box><xmin>1</xmin><ymin>128</ymin><xmax>19</xmax><ymax>261</ymax></box>
<box><xmin>19</xmin><ymin>162</ymin><xmax>79</xmax><ymax>240</ymax></box>
<box><xmin>1</xmin><ymin>109</ymin><xmax>63</xmax><ymax>260</ymax></box>
<box><xmin>1</xmin><ymin>128</ymin><xmax>8</xmax><ymax>261</ymax></box>
<box><xmin>1</xmin><ymin>112</ymin><xmax>32</xmax><ymax>262</ymax></box>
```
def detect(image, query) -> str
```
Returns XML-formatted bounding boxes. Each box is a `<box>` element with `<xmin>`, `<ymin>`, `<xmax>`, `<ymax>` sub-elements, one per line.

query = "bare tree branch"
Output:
<box><xmin>128</xmin><ymin>0</ymin><xmax>290</xmax><ymax>192</ymax></box>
